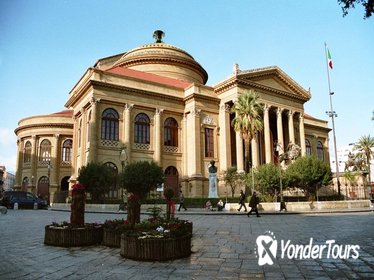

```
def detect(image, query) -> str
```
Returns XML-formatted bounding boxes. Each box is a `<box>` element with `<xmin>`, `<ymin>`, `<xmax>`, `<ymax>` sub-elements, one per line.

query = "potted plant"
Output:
<box><xmin>120</xmin><ymin>216</ymin><xmax>193</xmax><ymax>261</ymax></box>
<box><xmin>102</xmin><ymin>218</ymin><xmax>131</xmax><ymax>247</ymax></box>
<box><xmin>44</xmin><ymin>163</ymin><xmax>114</xmax><ymax>247</ymax></box>
<box><xmin>118</xmin><ymin>162</ymin><xmax>193</xmax><ymax>260</ymax></box>
<box><xmin>44</xmin><ymin>183</ymin><xmax>103</xmax><ymax>247</ymax></box>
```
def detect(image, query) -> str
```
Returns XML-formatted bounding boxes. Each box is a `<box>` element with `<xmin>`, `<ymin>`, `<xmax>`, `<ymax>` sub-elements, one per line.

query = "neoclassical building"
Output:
<box><xmin>14</xmin><ymin>31</ymin><xmax>330</xmax><ymax>202</ymax></box>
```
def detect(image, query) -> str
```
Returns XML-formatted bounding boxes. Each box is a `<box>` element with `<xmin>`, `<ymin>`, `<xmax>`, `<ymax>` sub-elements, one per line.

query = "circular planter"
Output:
<box><xmin>44</xmin><ymin>225</ymin><xmax>103</xmax><ymax>247</ymax></box>
<box><xmin>120</xmin><ymin>233</ymin><xmax>192</xmax><ymax>261</ymax></box>
<box><xmin>102</xmin><ymin>228</ymin><xmax>122</xmax><ymax>248</ymax></box>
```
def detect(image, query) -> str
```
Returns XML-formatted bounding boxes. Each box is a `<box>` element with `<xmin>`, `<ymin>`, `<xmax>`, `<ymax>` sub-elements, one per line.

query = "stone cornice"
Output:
<box><xmin>183</xmin><ymin>92</ymin><xmax>220</xmax><ymax>104</ymax></box>
<box><xmin>214</xmin><ymin>77</ymin><xmax>310</xmax><ymax>102</ymax></box>
<box><xmin>15</xmin><ymin>123</ymin><xmax>74</xmax><ymax>135</ymax></box>
<box><xmin>115</xmin><ymin>56</ymin><xmax>208</xmax><ymax>84</ymax></box>
<box><xmin>65</xmin><ymin>68</ymin><xmax>95</xmax><ymax>108</ymax></box>
<box><xmin>90</xmin><ymin>80</ymin><xmax>185</xmax><ymax>105</ymax></box>
<box><xmin>304</xmin><ymin>123</ymin><xmax>331</xmax><ymax>133</ymax></box>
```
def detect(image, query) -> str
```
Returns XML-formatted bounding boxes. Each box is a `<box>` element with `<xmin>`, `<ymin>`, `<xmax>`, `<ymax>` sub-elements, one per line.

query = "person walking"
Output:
<box><xmin>178</xmin><ymin>190</ymin><xmax>187</xmax><ymax>211</ymax></box>
<box><xmin>247</xmin><ymin>192</ymin><xmax>260</xmax><ymax>217</ymax></box>
<box><xmin>237</xmin><ymin>190</ymin><xmax>247</xmax><ymax>212</ymax></box>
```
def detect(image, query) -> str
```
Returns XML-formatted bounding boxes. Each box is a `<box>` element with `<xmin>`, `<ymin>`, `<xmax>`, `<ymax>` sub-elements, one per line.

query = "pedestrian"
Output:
<box><xmin>178</xmin><ymin>190</ymin><xmax>187</xmax><ymax>211</ymax></box>
<box><xmin>247</xmin><ymin>192</ymin><xmax>260</xmax><ymax>217</ymax></box>
<box><xmin>237</xmin><ymin>190</ymin><xmax>247</xmax><ymax>212</ymax></box>
<box><xmin>217</xmin><ymin>199</ymin><xmax>224</xmax><ymax>211</ymax></box>
<box><xmin>205</xmin><ymin>200</ymin><xmax>212</xmax><ymax>210</ymax></box>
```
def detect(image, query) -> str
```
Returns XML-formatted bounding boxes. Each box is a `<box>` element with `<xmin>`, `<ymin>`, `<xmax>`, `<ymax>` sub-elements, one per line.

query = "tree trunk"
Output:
<box><xmin>244</xmin><ymin>139</ymin><xmax>251</xmax><ymax>173</ymax></box>
<box><xmin>70</xmin><ymin>190</ymin><xmax>85</xmax><ymax>225</ymax></box>
<box><xmin>127</xmin><ymin>204</ymin><xmax>141</xmax><ymax>225</ymax></box>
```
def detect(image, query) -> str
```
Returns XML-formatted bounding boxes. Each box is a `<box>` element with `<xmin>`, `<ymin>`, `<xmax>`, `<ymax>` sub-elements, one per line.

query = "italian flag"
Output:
<box><xmin>327</xmin><ymin>49</ymin><xmax>333</xmax><ymax>69</ymax></box>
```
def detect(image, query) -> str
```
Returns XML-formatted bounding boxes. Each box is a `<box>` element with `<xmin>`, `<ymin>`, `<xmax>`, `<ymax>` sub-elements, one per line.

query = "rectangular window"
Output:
<box><xmin>205</xmin><ymin>128</ymin><xmax>214</xmax><ymax>157</ymax></box>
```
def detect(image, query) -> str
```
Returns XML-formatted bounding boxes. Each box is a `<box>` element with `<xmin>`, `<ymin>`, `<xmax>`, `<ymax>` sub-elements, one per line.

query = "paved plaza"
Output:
<box><xmin>0</xmin><ymin>209</ymin><xmax>373</xmax><ymax>279</ymax></box>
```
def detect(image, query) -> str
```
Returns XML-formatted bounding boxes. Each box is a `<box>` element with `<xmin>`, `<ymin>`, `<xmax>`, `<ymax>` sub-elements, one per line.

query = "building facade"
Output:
<box><xmin>0</xmin><ymin>166</ymin><xmax>15</xmax><ymax>192</ymax></box>
<box><xmin>14</xmin><ymin>31</ymin><xmax>331</xmax><ymax>202</ymax></box>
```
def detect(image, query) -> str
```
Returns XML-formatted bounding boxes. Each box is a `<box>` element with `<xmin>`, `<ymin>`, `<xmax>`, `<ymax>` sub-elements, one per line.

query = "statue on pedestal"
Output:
<box><xmin>208</xmin><ymin>160</ymin><xmax>218</xmax><ymax>198</ymax></box>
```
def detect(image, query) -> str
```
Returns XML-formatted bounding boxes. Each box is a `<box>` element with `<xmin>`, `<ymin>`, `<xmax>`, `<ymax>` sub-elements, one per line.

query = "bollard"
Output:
<box><xmin>34</xmin><ymin>202</ymin><xmax>38</xmax><ymax>210</ymax></box>
<box><xmin>14</xmin><ymin>202</ymin><xmax>19</xmax><ymax>210</ymax></box>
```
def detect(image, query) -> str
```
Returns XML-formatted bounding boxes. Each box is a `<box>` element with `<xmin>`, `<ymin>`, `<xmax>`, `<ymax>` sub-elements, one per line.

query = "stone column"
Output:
<box><xmin>182</xmin><ymin>114</ymin><xmax>188</xmax><ymax>176</ymax></box>
<box><xmin>31</xmin><ymin>135</ymin><xmax>38</xmax><ymax>183</ymax></box>
<box><xmin>251</xmin><ymin>134</ymin><xmax>259</xmax><ymax>168</ymax></box>
<box><xmin>71</xmin><ymin>115</ymin><xmax>80</xmax><ymax>180</ymax></box>
<box><xmin>153</xmin><ymin>108</ymin><xmax>163</xmax><ymax>165</ymax></box>
<box><xmin>186</xmin><ymin>107</ymin><xmax>202</xmax><ymax>176</ymax></box>
<box><xmin>87</xmin><ymin>98</ymin><xmax>100</xmax><ymax>163</ymax></box>
<box><xmin>288</xmin><ymin>110</ymin><xmax>295</xmax><ymax>145</ymax></box>
<box><xmin>264</xmin><ymin>104</ymin><xmax>272</xmax><ymax>163</ymax></box>
<box><xmin>276</xmin><ymin>108</ymin><xmax>284</xmax><ymax>153</ymax></box>
<box><xmin>80</xmin><ymin>109</ymin><xmax>87</xmax><ymax>164</ymax></box>
<box><xmin>51</xmin><ymin>134</ymin><xmax>60</xmax><ymax>187</ymax></box>
<box><xmin>219</xmin><ymin>104</ymin><xmax>231</xmax><ymax>172</ymax></box>
<box><xmin>299</xmin><ymin>113</ymin><xmax>306</xmax><ymax>156</ymax></box>
<box><xmin>124</xmin><ymin>103</ymin><xmax>133</xmax><ymax>163</ymax></box>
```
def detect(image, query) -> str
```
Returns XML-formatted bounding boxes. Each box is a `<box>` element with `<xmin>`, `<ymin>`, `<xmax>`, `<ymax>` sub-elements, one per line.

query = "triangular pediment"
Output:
<box><xmin>236</xmin><ymin>66</ymin><xmax>311</xmax><ymax>101</ymax></box>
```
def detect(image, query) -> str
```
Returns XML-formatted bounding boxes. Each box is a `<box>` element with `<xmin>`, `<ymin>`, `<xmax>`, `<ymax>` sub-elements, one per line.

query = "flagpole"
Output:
<box><xmin>324</xmin><ymin>42</ymin><xmax>341</xmax><ymax>197</ymax></box>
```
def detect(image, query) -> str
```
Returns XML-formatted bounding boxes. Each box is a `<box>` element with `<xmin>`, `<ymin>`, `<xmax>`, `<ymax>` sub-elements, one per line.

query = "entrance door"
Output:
<box><xmin>164</xmin><ymin>166</ymin><xmax>179</xmax><ymax>197</ymax></box>
<box><xmin>38</xmin><ymin>176</ymin><xmax>49</xmax><ymax>204</ymax></box>
<box><xmin>22</xmin><ymin>177</ymin><xmax>29</xmax><ymax>191</ymax></box>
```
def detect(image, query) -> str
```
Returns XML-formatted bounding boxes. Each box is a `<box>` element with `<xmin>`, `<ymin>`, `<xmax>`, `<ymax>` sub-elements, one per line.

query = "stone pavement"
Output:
<box><xmin>0</xmin><ymin>210</ymin><xmax>373</xmax><ymax>279</ymax></box>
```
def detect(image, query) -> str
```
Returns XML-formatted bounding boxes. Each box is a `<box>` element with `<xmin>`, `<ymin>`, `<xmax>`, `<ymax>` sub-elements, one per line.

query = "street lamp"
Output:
<box><xmin>119</xmin><ymin>146</ymin><xmax>128</xmax><ymax>202</ymax></box>
<box><xmin>31</xmin><ymin>175</ymin><xmax>34</xmax><ymax>192</ymax></box>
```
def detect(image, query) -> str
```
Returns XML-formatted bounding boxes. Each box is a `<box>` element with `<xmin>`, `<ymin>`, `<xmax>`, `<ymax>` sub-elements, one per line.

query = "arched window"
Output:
<box><xmin>62</xmin><ymin>139</ymin><xmax>73</xmax><ymax>162</ymax></box>
<box><xmin>101</xmin><ymin>108</ymin><xmax>119</xmax><ymax>141</ymax></box>
<box><xmin>317</xmin><ymin>141</ymin><xmax>324</xmax><ymax>160</ymax></box>
<box><xmin>60</xmin><ymin>176</ymin><xmax>70</xmax><ymax>191</ymax></box>
<box><xmin>204</xmin><ymin>128</ymin><xmax>214</xmax><ymax>158</ymax></box>
<box><xmin>24</xmin><ymin>141</ymin><xmax>32</xmax><ymax>163</ymax></box>
<box><xmin>164</xmin><ymin>166</ymin><xmax>179</xmax><ymax>198</ymax></box>
<box><xmin>134</xmin><ymin>113</ymin><xmax>150</xmax><ymax>144</ymax></box>
<box><xmin>39</xmin><ymin>139</ymin><xmax>51</xmax><ymax>162</ymax></box>
<box><xmin>22</xmin><ymin>177</ymin><xmax>29</xmax><ymax>191</ymax></box>
<box><xmin>164</xmin><ymin>117</ymin><xmax>178</xmax><ymax>147</ymax></box>
<box><xmin>305</xmin><ymin>139</ymin><xmax>311</xmax><ymax>157</ymax></box>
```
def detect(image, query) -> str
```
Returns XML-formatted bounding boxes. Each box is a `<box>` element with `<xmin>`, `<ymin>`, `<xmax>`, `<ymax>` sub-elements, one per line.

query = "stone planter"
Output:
<box><xmin>102</xmin><ymin>228</ymin><xmax>122</xmax><ymax>248</ymax></box>
<box><xmin>120</xmin><ymin>233</ymin><xmax>192</xmax><ymax>261</ymax></box>
<box><xmin>44</xmin><ymin>225</ymin><xmax>103</xmax><ymax>247</ymax></box>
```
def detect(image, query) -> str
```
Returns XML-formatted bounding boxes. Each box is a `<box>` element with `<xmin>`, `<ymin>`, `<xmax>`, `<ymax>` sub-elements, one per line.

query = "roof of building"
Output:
<box><xmin>50</xmin><ymin>110</ymin><xmax>74</xmax><ymax>116</ymax></box>
<box><xmin>106</xmin><ymin>66</ymin><xmax>191</xmax><ymax>89</ymax></box>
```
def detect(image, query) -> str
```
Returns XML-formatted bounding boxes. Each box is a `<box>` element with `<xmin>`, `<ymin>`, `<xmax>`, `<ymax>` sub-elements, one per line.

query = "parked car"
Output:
<box><xmin>0</xmin><ymin>191</ymin><xmax>48</xmax><ymax>209</ymax></box>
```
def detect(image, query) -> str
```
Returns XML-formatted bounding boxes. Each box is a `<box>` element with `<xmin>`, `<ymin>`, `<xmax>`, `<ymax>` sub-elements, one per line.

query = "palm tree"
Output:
<box><xmin>231</xmin><ymin>90</ymin><xmax>264</xmax><ymax>173</ymax></box>
<box><xmin>354</xmin><ymin>135</ymin><xmax>374</xmax><ymax>184</ymax></box>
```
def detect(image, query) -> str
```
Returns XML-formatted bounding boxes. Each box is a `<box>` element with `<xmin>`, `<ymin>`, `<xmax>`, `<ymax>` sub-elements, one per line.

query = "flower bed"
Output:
<box><xmin>44</xmin><ymin>223</ymin><xmax>103</xmax><ymax>247</ymax></box>
<box><xmin>120</xmin><ymin>233</ymin><xmax>192</xmax><ymax>261</ymax></box>
<box><xmin>102</xmin><ymin>219</ymin><xmax>131</xmax><ymax>247</ymax></box>
<box><xmin>103</xmin><ymin>228</ymin><xmax>122</xmax><ymax>247</ymax></box>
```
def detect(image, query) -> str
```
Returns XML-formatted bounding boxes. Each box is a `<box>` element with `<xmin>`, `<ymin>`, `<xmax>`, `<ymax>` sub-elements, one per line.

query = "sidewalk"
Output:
<box><xmin>50</xmin><ymin>203</ymin><xmax>373</xmax><ymax>215</ymax></box>
<box><xmin>1</xmin><ymin>209</ymin><xmax>374</xmax><ymax>279</ymax></box>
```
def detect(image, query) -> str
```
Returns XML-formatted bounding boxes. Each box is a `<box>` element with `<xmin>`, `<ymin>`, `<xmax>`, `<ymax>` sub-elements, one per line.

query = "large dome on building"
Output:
<box><xmin>112</xmin><ymin>30</ymin><xmax>208</xmax><ymax>84</ymax></box>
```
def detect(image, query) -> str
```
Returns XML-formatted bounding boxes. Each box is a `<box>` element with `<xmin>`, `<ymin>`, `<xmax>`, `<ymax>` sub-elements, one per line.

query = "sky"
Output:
<box><xmin>0</xmin><ymin>0</ymin><xmax>373</xmax><ymax>173</ymax></box>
